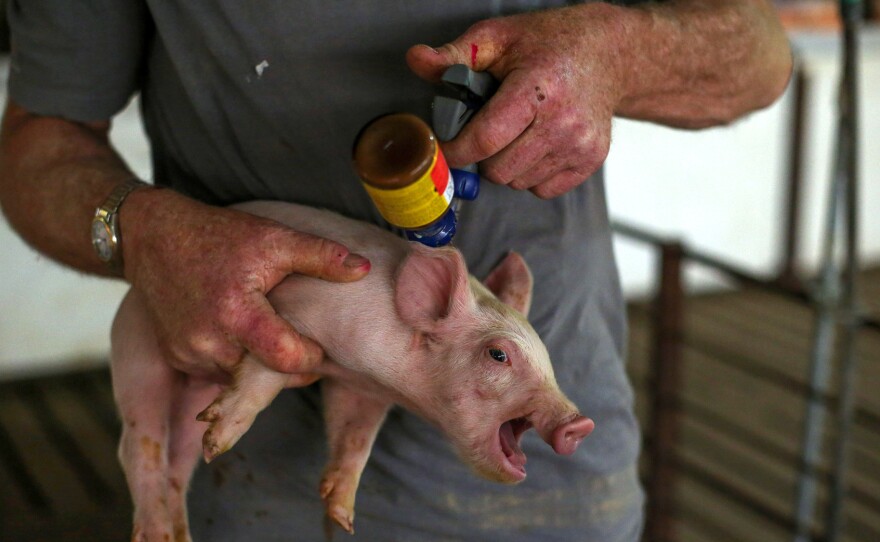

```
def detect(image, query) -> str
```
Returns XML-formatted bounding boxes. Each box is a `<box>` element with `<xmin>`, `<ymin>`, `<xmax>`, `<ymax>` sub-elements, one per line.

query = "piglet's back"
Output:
<box><xmin>233</xmin><ymin>200</ymin><xmax>409</xmax><ymax>262</ymax></box>
<box><xmin>236</xmin><ymin>201</ymin><xmax>414</xmax><ymax>372</ymax></box>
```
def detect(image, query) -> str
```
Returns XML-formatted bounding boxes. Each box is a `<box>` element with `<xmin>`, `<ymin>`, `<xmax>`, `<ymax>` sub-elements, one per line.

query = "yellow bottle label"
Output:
<box><xmin>361</xmin><ymin>145</ymin><xmax>454</xmax><ymax>229</ymax></box>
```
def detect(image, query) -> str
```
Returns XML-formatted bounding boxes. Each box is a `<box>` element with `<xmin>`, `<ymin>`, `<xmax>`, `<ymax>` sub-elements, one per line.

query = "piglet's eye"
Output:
<box><xmin>488</xmin><ymin>348</ymin><xmax>508</xmax><ymax>363</ymax></box>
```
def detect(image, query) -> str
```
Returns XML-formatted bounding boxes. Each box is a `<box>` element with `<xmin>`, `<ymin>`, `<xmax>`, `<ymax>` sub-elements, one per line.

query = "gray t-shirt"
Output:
<box><xmin>9</xmin><ymin>1</ymin><xmax>643</xmax><ymax>540</ymax></box>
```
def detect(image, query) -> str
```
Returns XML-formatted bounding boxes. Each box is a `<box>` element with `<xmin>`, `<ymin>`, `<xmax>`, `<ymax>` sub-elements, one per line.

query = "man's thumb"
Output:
<box><xmin>406</xmin><ymin>32</ymin><xmax>504</xmax><ymax>82</ymax></box>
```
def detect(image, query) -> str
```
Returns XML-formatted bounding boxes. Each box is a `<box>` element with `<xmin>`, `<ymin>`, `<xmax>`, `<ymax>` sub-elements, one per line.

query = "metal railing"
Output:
<box><xmin>617</xmin><ymin>221</ymin><xmax>878</xmax><ymax>542</ymax></box>
<box><xmin>618</xmin><ymin>5</ymin><xmax>873</xmax><ymax>541</ymax></box>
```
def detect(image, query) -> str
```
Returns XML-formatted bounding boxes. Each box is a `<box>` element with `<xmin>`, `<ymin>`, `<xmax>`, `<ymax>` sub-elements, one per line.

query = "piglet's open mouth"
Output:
<box><xmin>498</xmin><ymin>417</ymin><xmax>532</xmax><ymax>480</ymax></box>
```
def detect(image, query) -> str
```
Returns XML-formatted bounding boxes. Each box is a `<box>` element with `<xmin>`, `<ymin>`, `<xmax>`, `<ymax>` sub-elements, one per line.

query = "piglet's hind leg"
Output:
<box><xmin>320</xmin><ymin>380</ymin><xmax>391</xmax><ymax>535</ymax></box>
<box><xmin>167</xmin><ymin>377</ymin><xmax>221</xmax><ymax>542</ymax></box>
<box><xmin>111</xmin><ymin>291</ymin><xmax>177</xmax><ymax>542</ymax></box>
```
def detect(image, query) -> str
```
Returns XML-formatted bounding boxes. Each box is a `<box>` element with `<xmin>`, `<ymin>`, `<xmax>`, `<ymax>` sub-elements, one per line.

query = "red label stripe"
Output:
<box><xmin>430</xmin><ymin>147</ymin><xmax>450</xmax><ymax>194</ymax></box>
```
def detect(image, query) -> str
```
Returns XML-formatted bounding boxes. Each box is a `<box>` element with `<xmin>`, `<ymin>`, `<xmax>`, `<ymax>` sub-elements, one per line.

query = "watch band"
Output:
<box><xmin>101</xmin><ymin>178</ymin><xmax>147</xmax><ymax>217</ymax></box>
<box><xmin>92</xmin><ymin>178</ymin><xmax>150</xmax><ymax>276</ymax></box>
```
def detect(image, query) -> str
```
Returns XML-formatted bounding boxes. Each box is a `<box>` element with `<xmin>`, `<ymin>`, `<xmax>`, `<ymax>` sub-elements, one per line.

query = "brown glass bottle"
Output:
<box><xmin>354</xmin><ymin>113</ymin><xmax>436</xmax><ymax>190</ymax></box>
<box><xmin>353</xmin><ymin>113</ymin><xmax>455</xmax><ymax>236</ymax></box>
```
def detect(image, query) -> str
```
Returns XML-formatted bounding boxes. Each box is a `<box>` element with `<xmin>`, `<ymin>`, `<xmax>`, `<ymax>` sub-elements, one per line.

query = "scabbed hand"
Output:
<box><xmin>407</xmin><ymin>4</ymin><xmax>626</xmax><ymax>199</ymax></box>
<box><xmin>120</xmin><ymin>189</ymin><xmax>370</xmax><ymax>379</ymax></box>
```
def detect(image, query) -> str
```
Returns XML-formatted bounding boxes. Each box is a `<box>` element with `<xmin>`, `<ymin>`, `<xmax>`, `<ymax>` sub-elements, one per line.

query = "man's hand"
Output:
<box><xmin>407</xmin><ymin>5</ymin><xmax>623</xmax><ymax>199</ymax></box>
<box><xmin>406</xmin><ymin>1</ymin><xmax>791</xmax><ymax>199</ymax></box>
<box><xmin>120</xmin><ymin>188</ymin><xmax>370</xmax><ymax>379</ymax></box>
<box><xmin>0</xmin><ymin>100</ymin><xmax>371</xmax><ymax>384</ymax></box>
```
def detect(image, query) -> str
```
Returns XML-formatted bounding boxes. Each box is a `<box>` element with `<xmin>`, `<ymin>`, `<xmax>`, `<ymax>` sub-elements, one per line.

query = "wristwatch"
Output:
<box><xmin>91</xmin><ymin>178</ymin><xmax>149</xmax><ymax>276</ymax></box>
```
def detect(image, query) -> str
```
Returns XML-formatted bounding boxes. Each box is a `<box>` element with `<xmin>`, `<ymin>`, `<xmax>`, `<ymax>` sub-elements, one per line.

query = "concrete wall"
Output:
<box><xmin>2</xmin><ymin>28</ymin><xmax>879</xmax><ymax>378</ymax></box>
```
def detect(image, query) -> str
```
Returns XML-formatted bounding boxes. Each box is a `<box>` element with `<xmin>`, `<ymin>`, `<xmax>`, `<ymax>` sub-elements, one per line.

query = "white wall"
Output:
<box><xmin>607</xmin><ymin>28</ymin><xmax>880</xmax><ymax>297</ymax></box>
<box><xmin>1</xmin><ymin>28</ymin><xmax>879</xmax><ymax>378</ymax></box>
<box><xmin>0</xmin><ymin>57</ymin><xmax>152</xmax><ymax>379</ymax></box>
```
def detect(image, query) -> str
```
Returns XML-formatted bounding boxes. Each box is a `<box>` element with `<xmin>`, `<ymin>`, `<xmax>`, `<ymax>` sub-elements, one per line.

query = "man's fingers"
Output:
<box><xmin>160</xmin><ymin>339</ymin><xmax>240</xmax><ymax>381</ymax></box>
<box><xmin>506</xmin><ymin>151</ymin><xmax>569</xmax><ymax>191</ymax></box>
<box><xmin>286</xmin><ymin>372</ymin><xmax>322</xmax><ymax>388</ymax></box>
<box><xmin>272</xmin><ymin>229</ymin><xmax>370</xmax><ymax>283</ymax></box>
<box><xmin>236</xmin><ymin>296</ymin><xmax>325</xmax><ymax>374</ymax></box>
<box><xmin>479</xmin><ymin>128</ymin><xmax>551</xmax><ymax>188</ymax></box>
<box><xmin>530</xmin><ymin>169</ymin><xmax>590</xmax><ymax>200</ymax></box>
<box><xmin>405</xmin><ymin>44</ymin><xmax>453</xmax><ymax>83</ymax></box>
<box><xmin>442</xmin><ymin>69</ymin><xmax>538</xmax><ymax>167</ymax></box>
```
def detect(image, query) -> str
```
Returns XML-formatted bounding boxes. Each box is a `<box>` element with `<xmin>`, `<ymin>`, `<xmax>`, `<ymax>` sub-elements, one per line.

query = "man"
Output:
<box><xmin>0</xmin><ymin>1</ymin><xmax>790</xmax><ymax>540</ymax></box>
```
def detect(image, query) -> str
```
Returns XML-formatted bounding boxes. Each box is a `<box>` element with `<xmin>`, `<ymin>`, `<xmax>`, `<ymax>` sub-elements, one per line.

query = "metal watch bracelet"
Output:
<box><xmin>91</xmin><ymin>178</ymin><xmax>150</xmax><ymax>276</ymax></box>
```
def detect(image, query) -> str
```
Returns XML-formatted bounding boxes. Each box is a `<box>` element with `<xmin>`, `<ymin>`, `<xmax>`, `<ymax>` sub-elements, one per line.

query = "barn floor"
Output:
<box><xmin>1</xmin><ymin>268</ymin><xmax>878</xmax><ymax>542</ymax></box>
<box><xmin>627</xmin><ymin>267</ymin><xmax>880</xmax><ymax>542</ymax></box>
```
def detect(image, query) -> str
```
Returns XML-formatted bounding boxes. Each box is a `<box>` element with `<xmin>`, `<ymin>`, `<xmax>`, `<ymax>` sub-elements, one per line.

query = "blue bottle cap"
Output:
<box><xmin>451</xmin><ymin>168</ymin><xmax>480</xmax><ymax>201</ymax></box>
<box><xmin>405</xmin><ymin>209</ymin><xmax>457</xmax><ymax>247</ymax></box>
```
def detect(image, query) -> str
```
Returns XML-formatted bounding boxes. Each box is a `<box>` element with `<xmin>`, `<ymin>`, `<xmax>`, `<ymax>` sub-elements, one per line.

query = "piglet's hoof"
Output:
<box><xmin>319</xmin><ymin>475</ymin><xmax>355</xmax><ymax>535</ymax></box>
<box><xmin>196</xmin><ymin>396</ymin><xmax>257</xmax><ymax>463</ymax></box>
<box><xmin>327</xmin><ymin>504</ymin><xmax>354</xmax><ymax>535</ymax></box>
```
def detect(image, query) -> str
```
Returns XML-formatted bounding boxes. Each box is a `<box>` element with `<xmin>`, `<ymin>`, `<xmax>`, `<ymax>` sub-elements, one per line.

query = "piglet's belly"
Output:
<box><xmin>317</xmin><ymin>361</ymin><xmax>398</xmax><ymax>403</ymax></box>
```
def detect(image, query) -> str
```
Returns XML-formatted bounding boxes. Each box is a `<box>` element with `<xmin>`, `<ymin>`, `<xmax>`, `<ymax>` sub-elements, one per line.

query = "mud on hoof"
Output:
<box><xmin>195</xmin><ymin>394</ymin><xmax>260</xmax><ymax>463</ymax></box>
<box><xmin>172</xmin><ymin>525</ymin><xmax>193</xmax><ymax>542</ymax></box>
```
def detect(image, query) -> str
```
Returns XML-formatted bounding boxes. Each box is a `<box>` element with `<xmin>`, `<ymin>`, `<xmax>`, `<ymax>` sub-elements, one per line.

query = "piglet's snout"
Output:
<box><xmin>550</xmin><ymin>415</ymin><xmax>594</xmax><ymax>456</ymax></box>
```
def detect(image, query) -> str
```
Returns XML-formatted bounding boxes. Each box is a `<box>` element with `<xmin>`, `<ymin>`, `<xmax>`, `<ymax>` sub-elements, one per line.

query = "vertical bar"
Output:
<box><xmin>792</xmin><ymin>3</ymin><xmax>863</xmax><ymax>539</ymax></box>
<box><xmin>644</xmin><ymin>242</ymin><xmax>685</xmax><ymax>542</ymax></box>
<box><xmin>826</xmin><ymin>4</ymin><xmax>862</xmax><ymax>539</ymax></box>
<box><xmin>778</xmin><ymin>65</ymin><xmax>807</xmax><ymax>291</ymax></box>
<box><xmin>792</xmin><ymin>89</ymin><xmax>845</xmax><ymax>542</ymax></box>
<box><xmin>793</xmin><ymin>301</ymin><xmax>837</xmax><ymax>542</ymax></box>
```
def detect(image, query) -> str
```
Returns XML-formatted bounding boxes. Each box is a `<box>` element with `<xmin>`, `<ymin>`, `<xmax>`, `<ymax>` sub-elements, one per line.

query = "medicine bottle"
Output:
<box><xmin>353</xmin><ymin>113</ymin><xmax>457</xmax><ymax>247</ymax></box>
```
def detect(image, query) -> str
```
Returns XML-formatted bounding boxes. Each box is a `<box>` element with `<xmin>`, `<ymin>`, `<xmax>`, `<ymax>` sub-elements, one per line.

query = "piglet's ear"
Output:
<box><xmin>484</xmin><ymin>252</ymin><xmax>533</xmax><ymax>317</ymax></box>
<box><xmin>394</xmin><ymin>244</ymin><xmax>471</xmax><ymax>333</ymax></box>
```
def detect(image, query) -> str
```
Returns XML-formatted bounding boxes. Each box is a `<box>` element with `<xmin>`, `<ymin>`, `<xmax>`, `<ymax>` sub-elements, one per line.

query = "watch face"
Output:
<box><xmin>91</xmin><ymin>219</ymin><xmax>115</xmax><ymax>262</ymax></box>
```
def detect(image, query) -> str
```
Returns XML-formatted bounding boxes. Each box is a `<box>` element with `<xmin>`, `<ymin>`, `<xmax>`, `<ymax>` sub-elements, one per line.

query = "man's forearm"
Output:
<box><xmin>0</xmin><ymin>97</ymin><xmax>371</xmax><ymax>381</ymax></box>
<box><xmin>407</xmin><ymin>0</ymin><xmax>791</xmax><ymax>196</ymax></box>
<box><xmin>614</xmin><ymin>0</ymin><xmax>792</xmax><ymax>127</ymax></box>
<box><xmin>0</xmin><ymin>100</ymin><xmax>143</xmax><ymax>276</ymax></box>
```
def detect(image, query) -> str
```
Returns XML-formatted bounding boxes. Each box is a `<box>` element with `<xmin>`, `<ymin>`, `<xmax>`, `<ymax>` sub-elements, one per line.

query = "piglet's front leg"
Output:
<box><xmin>197</xmin><ymin>355</ymin><xmax>320</xmax><ymax>461</ymax></box>
<box><xmin>320</xmin><ymin>379</ymin><xmax>391</xmax><ymax>536</ymax></box>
